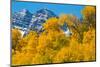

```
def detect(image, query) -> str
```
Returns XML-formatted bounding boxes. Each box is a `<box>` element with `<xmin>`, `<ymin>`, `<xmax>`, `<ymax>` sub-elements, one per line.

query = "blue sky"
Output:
<box><xmin>12</xmin><ymin>1</ymin><xmax>85</xmax><ymax>18</ymax></box>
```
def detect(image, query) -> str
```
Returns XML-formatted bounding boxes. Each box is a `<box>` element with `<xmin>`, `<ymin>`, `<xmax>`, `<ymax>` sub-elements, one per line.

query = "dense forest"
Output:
<box><xmin>12</xmin><ymin>6</ymin><xmax>96</xmax><ymax>65</ymax></box>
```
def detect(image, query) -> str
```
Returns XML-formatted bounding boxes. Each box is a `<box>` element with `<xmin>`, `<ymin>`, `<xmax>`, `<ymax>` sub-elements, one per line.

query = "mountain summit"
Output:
<box><xmin>12</xmin><ymin>9</ymin><xmax>33</xmax><ymax>31</ymax></box>
<box><xmin>28</xmin><ymin>8</ymin><xmax>57</xmax><ymax>32</ymax></box>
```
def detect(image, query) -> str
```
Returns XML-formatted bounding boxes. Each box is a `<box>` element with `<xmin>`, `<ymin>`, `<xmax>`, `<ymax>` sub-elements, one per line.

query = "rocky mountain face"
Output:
<box><xmin>12</xmin><ymin>8</ymin><xmax>71</xmax><ymax>36</ymax></box>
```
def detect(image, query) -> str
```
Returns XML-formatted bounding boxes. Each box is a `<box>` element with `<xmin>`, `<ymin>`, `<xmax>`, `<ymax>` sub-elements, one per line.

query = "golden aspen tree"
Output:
<box><xmin>59</xmin><ymin>14</ymin><xmax>83</xmax><ymax>43</ymax></box>
<box><xmin>82</xmin><ymin>6</ymin><xmax>96</xmax><ymax>29</ymax></box>
<box><xmin>12</xmin><ymin>31</ymin><xmax>39</xmax><ymax>65</ymax></box>
<box><xmin>12</xmin><ymin>29</ymin><xmax>21</xmax><ymax>51</ymax></box>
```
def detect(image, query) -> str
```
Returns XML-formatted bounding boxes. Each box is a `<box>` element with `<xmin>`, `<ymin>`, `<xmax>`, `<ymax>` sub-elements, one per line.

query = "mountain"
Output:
<box><xmin>12</xmin><ymin>8</ymin><xmax>71</xmax><ymax>36</ymax></box>
<box><xmin>12</xmin><ymin>9</ymin><xmax>33</xmax><ymax>31</ymax></box>
<box><xmin>27</xmin><ymin>8</ymin><xmax>57</xmax><ymax>33</ymax></box>
<box><xmin>12</xmin><ymin>8</ymin><xmax>57</xmax><ymax>35</ymax></box>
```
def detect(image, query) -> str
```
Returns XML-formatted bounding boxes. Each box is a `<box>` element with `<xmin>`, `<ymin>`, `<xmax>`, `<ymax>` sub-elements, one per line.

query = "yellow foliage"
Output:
<box><xmin>82</xmin><ymin>6</ymin><xmax>96</xmax><ymax>19</ymax></box>
<box><xmin>12</xmin><ymin>6</ymin><xmax>96</xmax><ymax>66</ymax></box>
<box><xmin>82</xmin><ymin>6</ymin><xmax>96</xmax><ymax>28</ymax></box>
<box><xmin>12</xmin><ymin>52</ymin><xmax>34</xmax><ymax>65</ymax></box>
<box><xmin>53</xmin><ymin>30</ymin><xmax>95</xmax><ymax>63</ymax></box>
<box><xmin>43</xmin><ymin>17</ymin><xmax>60</xmax><ymax>31</ymax></box>
<box><xmin>12</xmin><ymin>29</ymin><xmax>21</xmax><ymax>50</ymax></box>
<box><xmin>59</xmin><ymin>14</ymin><xmax>67</xmax><ymax>25</ymax></box>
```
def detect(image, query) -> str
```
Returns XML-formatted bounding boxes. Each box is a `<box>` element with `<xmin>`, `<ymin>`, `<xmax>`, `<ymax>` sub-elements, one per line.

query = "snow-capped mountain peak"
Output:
<box><xmin>26</xmin><ymin>8</ymin><xmax>57</xmax><ymax>33</ymax></box>
<box><xmin>19</xmin><ymin>9</ymin><xmax>28</xmax><ymax>17</ymax></box>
